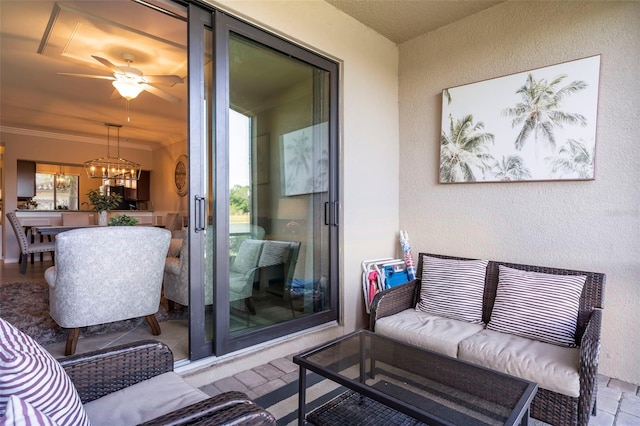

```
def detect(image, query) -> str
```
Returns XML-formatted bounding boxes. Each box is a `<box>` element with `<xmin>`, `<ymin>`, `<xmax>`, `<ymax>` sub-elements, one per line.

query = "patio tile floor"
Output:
<box><xmin>198</xmin><ymin>355</ymin><xmax>640</xmax><ymax>426</ymax></box>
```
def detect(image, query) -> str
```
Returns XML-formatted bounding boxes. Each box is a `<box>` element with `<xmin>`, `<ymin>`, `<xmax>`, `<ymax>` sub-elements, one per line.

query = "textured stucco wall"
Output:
<box><xmin>399</xmin><ymin>1</ymin><xmax>640</xmax><ymax>383</ymax></box>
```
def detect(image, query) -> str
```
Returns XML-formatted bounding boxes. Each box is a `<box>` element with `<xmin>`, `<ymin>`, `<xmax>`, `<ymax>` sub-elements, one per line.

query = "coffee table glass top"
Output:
<box><xmin>294</xmin><ymin>330</ymin><xmax>537</xmax><ymax>426</ymax></box>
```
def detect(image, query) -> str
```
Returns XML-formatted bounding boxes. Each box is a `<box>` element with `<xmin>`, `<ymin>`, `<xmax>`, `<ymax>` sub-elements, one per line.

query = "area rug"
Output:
<box><xmin>0</xmin><ymin>281</ymin><xmax>187</xmax><ymax>345</ymax></box>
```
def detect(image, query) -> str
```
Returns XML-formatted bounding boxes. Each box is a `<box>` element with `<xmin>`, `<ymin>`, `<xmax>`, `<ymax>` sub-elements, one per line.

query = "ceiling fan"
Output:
<box><xmin>58</xmin><ymin>53</ymin><xmax>184</xmax><ymax>103</ymax></box>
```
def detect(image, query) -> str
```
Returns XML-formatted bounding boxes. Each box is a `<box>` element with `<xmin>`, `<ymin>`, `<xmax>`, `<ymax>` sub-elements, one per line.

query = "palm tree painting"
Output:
<box><xmin>440</xmin><ymin>55</ymin><xmax>600</xmax><ymax>183</ymax></box>
<box><xmin>440</xmin><ymin>114</ymin><xmax>495</xmax><ymax>182</ymax></box>
<box><xmin>281</xmin><ymin>122</ymin><xmax>329</xmax><ymax>195</ymax></box>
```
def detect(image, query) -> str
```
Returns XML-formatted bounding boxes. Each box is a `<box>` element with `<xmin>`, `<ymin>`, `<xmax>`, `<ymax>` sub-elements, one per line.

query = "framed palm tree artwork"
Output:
<box><xmin>281</xmin><ymin>122</ymin><xmax>329</xmax><ymax>196</ymax></box>
<box><xmin>440</xmin><ymin>55</ymin><xmax>601</xmax><ymax>183</ymax></box>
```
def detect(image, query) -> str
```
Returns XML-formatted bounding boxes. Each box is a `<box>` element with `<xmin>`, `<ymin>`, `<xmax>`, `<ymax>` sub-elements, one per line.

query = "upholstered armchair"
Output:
<box><xmin>230</xmin><ymin>239</ymin><xmax>301</xmax><ymax>314</ymax></box>
<box><xmin>5</xmin><ymin>212</ymin><xmax>56</xmax><ymax>274</ymax></box>
<box><xmin>44</xmin><ymin>226</ymin><xmax>171</xmax><ymax>355</ymax></box>
<box><xmin>229</xmin><ymin>239</ymin><xmax>265</xmax><ymax>313</ymax></box>
<box><xmin>163</xmin><ymin>232</ymin><xmax>214</xmax><ymax>308</ymax></box>
<box><xmin>257</xmin><ymin>240</ymin><xmax>301</xmax><ymax>314</ymax></box>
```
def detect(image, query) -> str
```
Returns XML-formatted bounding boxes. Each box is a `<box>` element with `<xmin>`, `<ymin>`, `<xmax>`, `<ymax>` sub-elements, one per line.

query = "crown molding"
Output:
<box><xmin>0</xmin><ymin>126</ymin><xmax>153</xmax><ymax>151</ymax></box>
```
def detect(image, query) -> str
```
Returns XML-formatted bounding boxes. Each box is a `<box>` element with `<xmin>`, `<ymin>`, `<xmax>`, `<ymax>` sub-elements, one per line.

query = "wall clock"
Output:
<box><xmin>174</xmin><ymin>155</ymin><xmax>188</xmax><ymax>197</ymax></box>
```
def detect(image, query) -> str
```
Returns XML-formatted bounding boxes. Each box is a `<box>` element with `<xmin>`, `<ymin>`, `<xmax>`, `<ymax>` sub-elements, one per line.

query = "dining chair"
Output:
<box><xmin>44</xmin><ymin>226</ymin><xmax>171</xmax><ymax>355</ymax></box>
<box><xmin>5</xmin><ymin>212</ymin><xmax>56</xmax><ymax>274</ymax></box>
<box><xmin>164</xmin><ymin>212</ymin><xmax>183</xmax><ymax>236</ymax></box>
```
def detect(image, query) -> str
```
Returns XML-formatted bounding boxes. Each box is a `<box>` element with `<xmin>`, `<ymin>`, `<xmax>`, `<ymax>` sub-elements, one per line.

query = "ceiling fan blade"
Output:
<box><xmin>57</xmin><ymin>72</ymin><xmax>116</xmax><ymax>81</ymax></box>
<box><xmin>143</xmin><ymin>84</ymin><xmax>181</xmax><ymax>103</ymax></box>
<box><xmin>91</xmin><ymin>55</ymin><xmax>123</xmax><ymax>74</ymax></box>
<box><xmin>143</xmin><ymin>75</ymin><xmax>184</xmax><ymax>86</ymax></box>
<box><xmin>110</xmin><ymin>89</ymin><xmax>122</xmax><ymax>100</ymax></box>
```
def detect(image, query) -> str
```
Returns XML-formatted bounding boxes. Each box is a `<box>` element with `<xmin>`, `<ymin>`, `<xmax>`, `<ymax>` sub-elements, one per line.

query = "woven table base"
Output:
<box><xmin>306</xmin><ymin>390</ymin><xmax>427</xmax><ymax>426</ymax></box>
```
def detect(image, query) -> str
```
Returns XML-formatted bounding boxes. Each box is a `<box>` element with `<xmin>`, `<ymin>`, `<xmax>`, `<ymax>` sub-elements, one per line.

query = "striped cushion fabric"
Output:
<box><xmin>1</xmin><ymin>395</ymin><xmax>58</xmax><ymax>426</ymax></box>
<box><xmin>487</xmin><ymin>266</ymin><xmax>586</xmax><ymax>347</ymax></box>
<box><xmin>0</xmin><ymin>318</ymin><xmax>89</xmax><ymax>426</ymax></box>
<box><xmin>258</xmin><ymin>241</ymin><xmax>291</xmax><ymax>267</ymax></box>
<box><xmin>415</xmin><ymin>256</ymin><xmax>488</xmax><ymax>324</ymax></box>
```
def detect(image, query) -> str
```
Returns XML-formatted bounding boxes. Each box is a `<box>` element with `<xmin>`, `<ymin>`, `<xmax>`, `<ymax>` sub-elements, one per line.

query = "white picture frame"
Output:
<box><xmin>281</xmin><ymin>122</ymin><xmax>329</xmax><ymax>196</ymax></box>
<box><xmin>440</xmin><ymin>55</ymin><xmax>601</xmax><ymax>183</ymax></box>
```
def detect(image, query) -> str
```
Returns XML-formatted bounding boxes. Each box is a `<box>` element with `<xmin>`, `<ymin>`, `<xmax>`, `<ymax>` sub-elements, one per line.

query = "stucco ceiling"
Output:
<box><xmin>0</xmin><ymin>0</ymin><xmax>502</xmax><ymax>150</ymax></box>
<box><xmin>326</xmin><ymin>0</ymin><xmax>504</xmax><ymax>43</ymax></box>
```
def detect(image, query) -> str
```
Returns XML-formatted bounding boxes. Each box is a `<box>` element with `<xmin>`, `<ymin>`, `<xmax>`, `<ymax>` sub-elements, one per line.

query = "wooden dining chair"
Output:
<box><xmin>5</xmin><ymin>212</ymin><xmax>56</xmax><ymax>274</ymax></box>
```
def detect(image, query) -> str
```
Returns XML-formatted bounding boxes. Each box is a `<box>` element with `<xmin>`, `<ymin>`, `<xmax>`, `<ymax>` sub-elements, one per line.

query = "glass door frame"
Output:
<box><xmin>186</xmin><ymin>2</ymin><xmax>213</xmax><ymax>360</ymax></box>
<box><xmin>186</xmin><ymin>1</ymin><xmax>340</xmax><ymax>360</ymax></box>
<box><xmin>212</xmin><ymin>11</ymin><xmax>340</xmax><ymax>355</ymax></box>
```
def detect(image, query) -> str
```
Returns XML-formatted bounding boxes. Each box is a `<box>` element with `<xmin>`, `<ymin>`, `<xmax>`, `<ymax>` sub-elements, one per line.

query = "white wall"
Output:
<box><xmin>399</xmin><ymin>1</ymin><xmax>640</xmax><ymax>384</ymax></box>
<box><xmin>211</xmin><ymin>0</ymin><xmax>400</xmax><ymax>332</ymax></box>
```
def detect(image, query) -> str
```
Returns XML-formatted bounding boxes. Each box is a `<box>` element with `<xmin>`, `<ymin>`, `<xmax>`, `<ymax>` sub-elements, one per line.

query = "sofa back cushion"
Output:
<box><xmin>487</xmin><ymin>265</ymin><xmax>586</xmax><ymax>347</ymax></box>
<box><xmin>415</xmin><ymin>255</ymin><xmax>488</xmax><ymax>324</ymax></box>
<box><xmin>0</xmin><ymin>318</ymin><xmax>89</xmax><ymax>425</ymax></box>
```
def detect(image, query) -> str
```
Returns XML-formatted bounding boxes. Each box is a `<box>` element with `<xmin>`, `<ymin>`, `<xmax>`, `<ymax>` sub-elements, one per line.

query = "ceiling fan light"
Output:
<box><xmin>112</xmin><ymin>80</ymin><xmax>143</xmax><ymax>100</ymax></box>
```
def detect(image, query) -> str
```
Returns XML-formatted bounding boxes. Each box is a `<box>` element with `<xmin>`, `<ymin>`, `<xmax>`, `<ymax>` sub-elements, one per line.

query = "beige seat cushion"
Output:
<box><xmin>83</xmin><ymin>372</ymin><xmax>209</xmax><ymax>426</ymax></box>
<box><xmin>375</xmin><ymin>309</ymin><xmax>485</xmax><ymax>358</ymax></box>
<box><xmin>458</xmin><ymin>329</ymin><xmax>580</xmax><ymax>397</ymax></box>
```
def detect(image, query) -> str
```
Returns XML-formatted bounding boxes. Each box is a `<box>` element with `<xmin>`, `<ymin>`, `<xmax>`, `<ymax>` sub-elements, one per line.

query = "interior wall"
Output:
<box><xmin>211</xmin><ymin>0</ymin><xmax>400</xmax><ymax>332</ymax></box>
<box><xmin>151</xmin><ymin>140</ymin><xmax>188</xmax><ymax>223</ymax></box>
<box><xmin>1</xmin><ymin>130</ymin><xmax>153</xmax><ymax>261</ymax></box>
<box><xmin>399</xmin><ymin>1</ymin><xmax>640</xmax><ymax>384</ymax></box>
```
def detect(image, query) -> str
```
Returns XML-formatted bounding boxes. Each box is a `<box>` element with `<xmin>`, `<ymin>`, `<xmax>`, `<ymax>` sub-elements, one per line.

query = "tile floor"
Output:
<box><xmin>198</xmin><ymin>354</ymin><xmax>640</xmax><ymax>426</ymax></box>
<box><xmin>4</xmin><ymin>260</ymin><xmax>640</xmax><ymax>425</ymax></box>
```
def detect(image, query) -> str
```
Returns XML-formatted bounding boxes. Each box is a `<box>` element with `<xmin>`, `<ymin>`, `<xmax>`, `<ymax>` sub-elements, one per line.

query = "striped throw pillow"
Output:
<box><xmin>1</xmin><ymin>395</ymin><xmax>58</xmax><ymax>426</ymax></box>
<box><xmin>487</xmin><ymin>265</ymin><xmax>586</xmax><ymax>347</ymax></box>
<box><xmin>415</xmin><ymin>256</ymin><xmax>488</xmax><ymax>324</ymax></box>
<box><xmin>0</xmin><ymin>318</ymin><xmax>89</xmax><ymax>426</ymax></box>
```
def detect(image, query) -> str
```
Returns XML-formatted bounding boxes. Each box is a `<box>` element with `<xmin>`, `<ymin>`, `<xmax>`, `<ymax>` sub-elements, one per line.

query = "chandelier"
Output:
<box><xmin>84</xmin><ymin>123</ymin><xmax>141</xmax><ymax>184</ymax></box>
<box><xmin>55</xmin><ymin>165</ymin><xmax>66</xmax><ymax>190</ymax></box>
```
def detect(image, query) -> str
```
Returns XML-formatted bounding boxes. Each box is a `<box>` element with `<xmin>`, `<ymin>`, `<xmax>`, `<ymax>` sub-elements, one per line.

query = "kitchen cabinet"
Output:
<box><xmin>17</xmin><ymin>160</ymin><xmax>36</xmax><ymax>198</ymax></box>
<box><xmin>108</xmin><ymin>186</ymin><xmax>130</xmax><ymax>210</ymax></box>
<box><xmin>137</xmin><ymin>170</ymin><xmax>150</xmax><ymax>201</ymax></box>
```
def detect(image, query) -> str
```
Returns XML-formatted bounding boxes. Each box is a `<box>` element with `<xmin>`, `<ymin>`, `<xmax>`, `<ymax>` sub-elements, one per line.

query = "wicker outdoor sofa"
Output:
<box><xmin>60</xmin><ymin>340</ymin><xmax>276</xmax><ymax>425</ymax></box>
<box><xmin>370</xmin><ymin>252</ymin><xmax>605</xmax><ymax>426</ymax></box>
<box><xmin>0</xmin><ymin>315</ymin><xmax>276</xmax><ymax>426</ymax></box>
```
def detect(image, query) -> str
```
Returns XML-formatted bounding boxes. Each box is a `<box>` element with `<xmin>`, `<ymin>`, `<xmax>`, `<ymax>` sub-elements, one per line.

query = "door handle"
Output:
<box><xmin>194</xmin><ymin>195</ymin><xmax>206</xmax><ymax>232</ymax></box>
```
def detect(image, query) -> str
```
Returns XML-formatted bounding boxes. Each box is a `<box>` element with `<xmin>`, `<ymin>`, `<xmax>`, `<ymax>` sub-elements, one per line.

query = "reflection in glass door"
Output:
<box><xmin>226</xmin><ymin>32</ymin><xmax>332</xmax><ymax>337</ymax></box>
<box><xmin>213</xmin><ymin>13</ymin><xmax>338</xmax><ymax>354</ymax></box>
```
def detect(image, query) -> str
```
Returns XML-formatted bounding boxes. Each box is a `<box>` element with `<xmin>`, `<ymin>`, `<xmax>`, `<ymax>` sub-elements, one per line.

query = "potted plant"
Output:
<box><xmin>108</xmin><ymin>214</ymin><xmax>138</xmax><ymax>226</ymax></box>
<box><xmin>86</xmin><ymin>189</ymin><xmax>122</xmax><ymax>226</ymax></box>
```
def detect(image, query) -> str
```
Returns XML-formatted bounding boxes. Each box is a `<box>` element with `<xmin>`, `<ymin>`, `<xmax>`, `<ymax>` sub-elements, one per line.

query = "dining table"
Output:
<box><xmin>34</xmin><ymin>224</ymin><xmax>157</xmax><ymax>236</ymax></box>
<box><xmin>33</xmin><ymin>225</ymin><xmax>101</xmax><ymax>236</ymax></box>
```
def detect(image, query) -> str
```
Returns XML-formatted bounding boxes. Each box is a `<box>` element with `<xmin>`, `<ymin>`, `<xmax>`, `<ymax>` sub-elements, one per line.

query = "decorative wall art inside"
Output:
<box><xmin>440</xmin><ymin>55</ymin><xmax>601</xmax><ymax>183</ymax></box>
<box><xmin>281</xmin><ymin>122</ymin><xmax>329</xmax><ymax>196</ymax></box>
<box><xmin>174</xmin><ymin>154</ymin><xmax>188</xmax><ymax>197</ymax></box>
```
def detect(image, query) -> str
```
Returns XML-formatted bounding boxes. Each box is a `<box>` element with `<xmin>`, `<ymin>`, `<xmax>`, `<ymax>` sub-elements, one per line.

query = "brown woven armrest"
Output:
<box><xmin>140</xmin><ymin>392</ymin><xmax>276</xmax><ymax>425</ymax></box>
<box><xmin>578</xmin><ymin>308</ymin><xmax>602</xmax><ymax>425</ymax></box>
<box><xmin>59</xmin><ymin>340</ymin><xmax>173</xmax><ymax>403</ymax></box>
<box><xmin>369</xmin><ymin>279</ymin><xmax>419</xmax><ymax>331</ymax></box>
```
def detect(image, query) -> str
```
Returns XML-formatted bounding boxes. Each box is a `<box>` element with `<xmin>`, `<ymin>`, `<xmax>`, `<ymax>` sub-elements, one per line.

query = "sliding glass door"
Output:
<box><xmin>188</xmin><ymin>2</ymin><xmax>339</xmax><ymax>359</ymax></box>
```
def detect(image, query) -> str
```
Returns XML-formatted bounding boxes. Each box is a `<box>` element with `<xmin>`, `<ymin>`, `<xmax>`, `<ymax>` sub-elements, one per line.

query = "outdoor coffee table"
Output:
<box><xmin>293</xmin><ymin>330</ymin><xmax>537</xmax><ymax>426</ymax></box>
